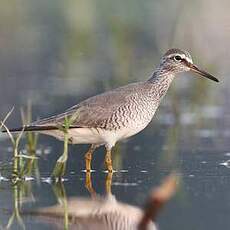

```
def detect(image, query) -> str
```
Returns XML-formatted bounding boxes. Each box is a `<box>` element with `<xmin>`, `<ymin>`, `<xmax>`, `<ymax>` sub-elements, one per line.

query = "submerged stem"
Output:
<box><xmin>52</xmin><ymin>118</ymin><xmax>70</xmax><ymax>178</ymax></box>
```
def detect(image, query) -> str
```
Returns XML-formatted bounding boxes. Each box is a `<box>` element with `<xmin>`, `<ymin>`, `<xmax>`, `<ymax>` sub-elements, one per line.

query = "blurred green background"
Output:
<box><xmin>0</xmin><ymin>1</ymin><xmax>230</xmax><ymax>230</ymax></box>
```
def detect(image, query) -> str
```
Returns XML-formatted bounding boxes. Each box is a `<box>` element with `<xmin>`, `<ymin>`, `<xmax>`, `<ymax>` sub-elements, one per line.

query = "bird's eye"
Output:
<box><xmin>174</xmin><ymin>55</ymin><xmax>182</xmax><ymax>61</ymax></box>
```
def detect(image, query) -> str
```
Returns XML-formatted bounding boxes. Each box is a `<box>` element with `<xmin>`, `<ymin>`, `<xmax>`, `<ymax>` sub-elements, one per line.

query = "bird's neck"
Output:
<box><xmin>147</xmin><ymin>69</ymin><xmax>175</xmax><ymax>100</ymax></box>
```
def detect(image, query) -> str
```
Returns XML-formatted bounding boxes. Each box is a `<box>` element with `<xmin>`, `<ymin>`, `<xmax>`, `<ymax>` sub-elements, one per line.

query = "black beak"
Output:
<box><xmin>189</xmin><ymin>63</ymin><xmax>219</xmax><ymax>82</ymax></box>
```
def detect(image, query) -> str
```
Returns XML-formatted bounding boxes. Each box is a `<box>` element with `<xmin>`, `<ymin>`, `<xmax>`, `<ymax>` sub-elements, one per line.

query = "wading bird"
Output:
<box><xmin>3</xmin><ymin>49</ymin><xmax>219</xmax><ymax>172</ymax></box>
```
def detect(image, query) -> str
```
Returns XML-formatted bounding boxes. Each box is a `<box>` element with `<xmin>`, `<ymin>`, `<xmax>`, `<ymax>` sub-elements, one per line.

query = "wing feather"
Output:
<box><xmin>32</xmin><ymin>82</ymin><xmax>144</xmax><ymax>129</ymax></box>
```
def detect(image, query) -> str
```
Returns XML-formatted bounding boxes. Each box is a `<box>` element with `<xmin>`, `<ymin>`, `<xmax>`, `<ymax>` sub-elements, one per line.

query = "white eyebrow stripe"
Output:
<box><xmin>167</xmin><ymin>53</ymin><xmax>186</xmax><ymax>59</ymax></box>
<box><xmin>167</xmin><ymin>53</ymin><xmax>193</xmax><ymax>64</ymax></box>
<box><xmin>166</xmin><ymin>53</ymin><xmax>193</xmax><ymax>64</ymax></box>
<box><xmin>185</xmin><ymin>56</ymin><xmax>193</xmax><ymax>64</ymax></box>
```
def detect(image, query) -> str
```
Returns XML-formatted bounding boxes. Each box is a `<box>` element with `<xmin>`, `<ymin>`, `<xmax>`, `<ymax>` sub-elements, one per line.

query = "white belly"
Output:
<box><xmin>40</xmin><ymin>121</ymin><xmax>150</xmax><ymax>148</ymax></box>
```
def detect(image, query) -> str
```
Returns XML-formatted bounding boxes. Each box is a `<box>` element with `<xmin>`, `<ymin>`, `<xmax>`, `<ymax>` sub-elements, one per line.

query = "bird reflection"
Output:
<box><xmin>85</xmin><ymin>171</ymin><xmax>113</xmax><ymax>196</ymax></box>
<box><xmin>26</xmin><ymin>172</ymin><xmax>177</xmax><ymax>230</ymax></box>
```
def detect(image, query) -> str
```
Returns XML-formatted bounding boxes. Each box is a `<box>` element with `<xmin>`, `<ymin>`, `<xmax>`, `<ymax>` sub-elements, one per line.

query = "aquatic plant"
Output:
<box><xmin>0</xmin><ymin>106</ymin><xmax>38</xmax><ymax>183</ymax></box>
<box><xmin>20</xmin><ymin>102</ymin><xmax>39</xmax><ymax>155</ymax></box>
<box><xmin>52</xmin><ymin>182</ymin><xmax>69</xmax><ymax>230</ymax></box>
<box><xmin>5</xmin><ymin>184</ymin><xmax>25</xmax><ymax>230</ymax></box>
<box><xmin>52</xmin><ymin>110</ymin><xmax>80</xmax><ymax>179</ymax></box>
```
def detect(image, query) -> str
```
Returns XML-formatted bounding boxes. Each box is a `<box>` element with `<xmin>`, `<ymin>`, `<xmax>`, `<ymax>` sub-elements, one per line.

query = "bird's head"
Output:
<box><xmin>159</xmin><ymin>48</ymin><xmax>219</xmax><ymax>82</ymax></box>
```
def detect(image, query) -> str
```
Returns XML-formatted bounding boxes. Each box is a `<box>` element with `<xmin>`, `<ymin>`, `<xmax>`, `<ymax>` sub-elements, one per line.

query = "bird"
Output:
<box><xmin>3</xmin><ymin>48</ymin><xmax>219</xmax><ymax>172</ymax></box>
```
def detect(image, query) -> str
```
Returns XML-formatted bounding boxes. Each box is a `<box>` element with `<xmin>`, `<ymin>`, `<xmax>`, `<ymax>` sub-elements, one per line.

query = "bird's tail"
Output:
<box><xmin>1</xmin><ymin>125</ymin><xmax>59</xmax><ymax>133</ymax></box>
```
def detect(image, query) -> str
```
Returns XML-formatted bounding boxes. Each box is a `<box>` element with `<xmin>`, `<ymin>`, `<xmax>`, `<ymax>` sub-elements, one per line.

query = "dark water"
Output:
<box><xmin>0</xmin><ymin>0</ymin><xmax>230</xmax><ymax>229</ymax></box>
<box><xmin>0</xmin><ymin>96</ymin><xmax>229</xmax><ymax>230</ymax></box>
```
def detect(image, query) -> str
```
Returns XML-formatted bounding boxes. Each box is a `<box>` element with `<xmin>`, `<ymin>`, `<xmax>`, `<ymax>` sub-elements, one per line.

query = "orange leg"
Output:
<box><xmin>84</xmin><ymin>144</ymin><xmax>97</xmax><ymax>172</ymax></box>
<box><xmin>104</xmin><ymin>147</ymin><xmax>113</xmax><ymax>173</ymax></box>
